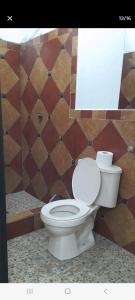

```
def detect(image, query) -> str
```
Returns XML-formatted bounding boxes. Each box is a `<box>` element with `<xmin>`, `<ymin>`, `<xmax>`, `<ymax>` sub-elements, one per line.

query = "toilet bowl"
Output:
<box><xmin>40</xmin><ymin>157</ymin><xmax>122</xmax><ymax>260</ymax></box>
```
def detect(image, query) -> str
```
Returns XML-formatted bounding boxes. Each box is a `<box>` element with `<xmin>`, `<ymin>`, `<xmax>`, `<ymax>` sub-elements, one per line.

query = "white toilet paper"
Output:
<box><xmin>96</xmin><ymin>151</ymin><xmax>113</xmax><ymax>168</ymax></box>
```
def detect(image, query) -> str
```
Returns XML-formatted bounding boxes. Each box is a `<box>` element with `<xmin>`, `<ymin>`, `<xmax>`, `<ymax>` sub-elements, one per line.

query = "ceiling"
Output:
<box><xmin>0</xmin><ymin>28</ymin><xmax>55</xmax><ymax>44</ymax></box>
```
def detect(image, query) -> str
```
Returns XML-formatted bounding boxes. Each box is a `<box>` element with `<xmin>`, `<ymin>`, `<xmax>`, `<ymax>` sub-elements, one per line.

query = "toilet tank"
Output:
<box><xmin>95</xmin><ymin>164</ymin><xmax>122</xmax><ymax>208</ymax></box>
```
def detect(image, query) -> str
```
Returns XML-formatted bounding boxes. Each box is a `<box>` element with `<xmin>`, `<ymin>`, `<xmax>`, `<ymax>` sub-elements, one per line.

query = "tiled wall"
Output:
<box><xmin>0</xmin><ymin>40</ymin><xmax>23</xmax><ymax>193</ymax></box>
<box><xmin>21</xmin><ymin>29</ymin><xmax>135</xmax><ymax>255</ymax></box>
<box><xmin>1</xmin><ymin>29</ymin><xmax>135</xmax><ymax>254</ymax></box>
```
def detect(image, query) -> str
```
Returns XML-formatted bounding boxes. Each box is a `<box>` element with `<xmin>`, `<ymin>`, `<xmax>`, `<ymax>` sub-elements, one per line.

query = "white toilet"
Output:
<box><xmin>40</xmin><ymin>157</ymin><xmax>122</xmax><ymax>260</ymax></box>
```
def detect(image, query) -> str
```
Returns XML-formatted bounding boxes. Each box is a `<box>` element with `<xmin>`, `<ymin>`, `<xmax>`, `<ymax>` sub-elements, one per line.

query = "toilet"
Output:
<box><xmin>40</xmin><ymin>157</ymin><xmax>122</xmax><ymax>260</ymax></box>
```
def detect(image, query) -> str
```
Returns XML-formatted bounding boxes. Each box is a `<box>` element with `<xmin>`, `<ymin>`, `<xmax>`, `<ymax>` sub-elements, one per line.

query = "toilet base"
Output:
<box><xmin>48</xmin><ymin>231</ymin><xmax>95</xmax><ymax>260</ymax></box>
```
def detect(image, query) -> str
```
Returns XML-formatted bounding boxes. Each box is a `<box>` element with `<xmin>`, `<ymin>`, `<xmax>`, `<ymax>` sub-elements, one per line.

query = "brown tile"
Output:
<box><xmin>3</xmin><ymin>135</ymin><xmax>21</xmax><ymax>164</ymax></box>
<box><xmin>58</xmin><ymin>33</ymin><xmax>70</xmax><ymax>45</ymax></box>
<box><xmin>93</xmin><ymin>122</ymin><xmax>127</xmax><ymax>161</ymax></box>
<box><xmin>31</xmin><ymin>172</ymin><xmax>48</xmax><ymax>200</ymax></box>
<box><xmin>113</xmin><ymin>120</ymin><xmax>135</xmax><ymax>145</ymax></box>
<box><xmin>116</xmin><ymin>153</ymin><xmax>135</xmax><ymax>199</ymax></box>
<box><xmin>118</xmin><ymin>92</ymin><xmax>129</xmax><ymax>109</ymax></box>
<box><xmin>31</xmin><ymin>99</ymin><xmax>48</xmax><ymax>133</ymax></box>
<box><xmin>128</xmin><ymin>196</ymin><xmax>135</xmax><ymax>217</ymax></box>
<box><xmin>31</xmin><ymin>137</ymin><xmax>48</xmax><ymax>169</ymax></box>
<box><xmin>41</xmin><ymin>158</ymin><xmax>59</xmax><ymax>188</ymax></box>
<box><xmin>33</xmin><ymin>213</ymin><xmax>44</xmax><ymax>230</ymax></box>
<box><xmin>72</xmin><ymin>36</ymin><xmax>78</xmax><ymax>56</ymax></box>
<box><xmin>124</xmin><ymin>241</ymin><xmax>135</xmax><ymax>254</ymax></box>
<box><xmin>10</xmin><ymin>151</ymin><xmax>22</xmax><ymax>176</ymax></box>
<box><xmin>21</xmin><ymin>102</ymin><xmax>29</xmax><ymax>129</ymax></box>
<box><xmin>41</xmin><ymin>120</ymin><xmax>59</xmax><ymax>152</ymax></box>
<box><xmin>70</xmin><ymin>74</ymin><xmax>76</xmax><ymax>93</ymax></box>
<box><xmin>7</xmin><ymin>81</ymin><xmax>20</xmax><ymax>112</ymax></box>
<box><xmin>41</xmin><ymin>77</ymin><xmax>60</xmax><ymax>113</ymax></box>
<box><xmin>23</xmin><ymin>168</ymin><xmax>30</xmax><ymax>189</ymax></box>
<box><xmin>47</xmin><ymin>29</ymin><xmax>58</xmax><ymax>41</ymax></box>
<box><xmin>21</xmin><ymin>66</ymin><xmax>27</xmax><ymax>93</ymax></box>
<box><xmin>40</xmin><ymin>37</ymin><xmax>61</xmax><ymax>70</ymax></box>
<box><xmin>94</xmin><ymin>218</ymin><xmax>114</xmax><ymax>242</ymax></box>
<box><xmin>22</xmin><ymin>81</ymin><xmax>38</xmax><ymax>113</ymax></box>
<box><xmin>104</xmin><ymin>203</ymin><xmax>135</xmax><ymax>246</ymax></box>
<box><xmin>121</xmin><ymin>110</ymin><xmax>135</xmax><ymax>121</ymax></box>
<box><xmin>23</xmin><ymin>119</ymin><xmax>37</xmax><ymax>147</ymax></box>
<box><xmin>0</xmin><ymin>59</ymin><xmax>19</xmax><ymax>94</ymax></box>
<box><xmin>50</xmin><ymin>141</ymin><xmax>72</xmax><ymax>176</ymax></box>
<box><xmin>6</xmin><ymin>211</ymin><xmax>33</xmax><ymax>224</ymax></box>
<box><xmin>5</xmin><ymin>167</ymin><xmax>22</xmax><ymax>193</ymax></box>
<box><xmin>50</xmin><ymin>180</ymin><xmax>70</xmax><ymax>198</ymax></box>
<box><xmin>63</xmin><ymin>120</ymin><xmax>87</xmax><ymax>159</ymax></box>
<box><xmin>2</xmin><ymin>99</ymin><xmax>20</xmax><ymax>131</ymax></box>
<box><xmin>7</xmin><ymin>216</ymin><xmax>34</xmax><ymax>239</ymax></box>
<box><xmin>106</xmin><ymin>111</ymin><xmax>121</xmax><ymax>120</ymax></box>
<box><xmin>51</xmin><ymin>99</ymin><xmax>73</xmax><ymax>135</ymax></box>
<box><xmin>92</xmin><ymin>111</ymin><xmax>106</xmax><ymax>119</ymax></box>
<box><xmin>23</xmin><ymin>153</ymin><xmax>37</xmax><ymax>179</ymax></box>
<box><xmin>21</xmin><ymin>45</ymin><xmax>37</xmax><ymax>76</ymax></box>
<box><xmin>52</xmin><ymin>49</ymin><xmax>71</xmax><ymax>92</ymax></box>
<box><xmin>62</xmin><ymin>166</ymin><xmax>74</xmax><ymax>196</ymax></box>
<box><xmin>121</xmin><ymin>69</ymin><xmax>135</xmax><ymax>101</ymax></box>
<box><xmin>8</xmin><ymin>118</ymin><xmax>22</xmax><ymax>144</ymax></box>
<box><xmin>77</xmin><ymin>118</ymin><xmax>108</xmax><ymax>141</ymax></box>
<box><xmin>78</xmin><ymin>146</ymin><xmax>96</xmax><ymax>160</ymax></box>
<box><xmin>22</xmin><ymin>135</ymin><xmax>29</xmax><ymax>162</ymax></box>
<box><xmin>69</xmin><ymin>108</ymin><xmax>81</xmax><ymax>118</ymax></box>
<box><xmin>30</xmin><ymin>57</ymin><xmax>48</xmax><ymax>96</ymax></box>
<box><xmin>80</xmin><ymin>111</ymin><xmax>92</xmax><ymax>118</ymax></box>
<box><xmin>5</xmin><ymin>50</ymin><xmax>20</xmax><ymax>76</ymax></box>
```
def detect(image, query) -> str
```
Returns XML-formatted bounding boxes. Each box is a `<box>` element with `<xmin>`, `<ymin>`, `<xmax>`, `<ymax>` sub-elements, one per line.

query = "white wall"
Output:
<box><xmin>75</xmin><ymin>29</ymin><xmax>125</xmax><ymax>110</ymax></box>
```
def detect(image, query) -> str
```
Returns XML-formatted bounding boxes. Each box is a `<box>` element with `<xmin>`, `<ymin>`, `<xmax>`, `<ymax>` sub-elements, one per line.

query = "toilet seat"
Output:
<box><xmin>41</xmin><ymin>199</ymin><xmax>90</xmax><ymax>222</ymax></box>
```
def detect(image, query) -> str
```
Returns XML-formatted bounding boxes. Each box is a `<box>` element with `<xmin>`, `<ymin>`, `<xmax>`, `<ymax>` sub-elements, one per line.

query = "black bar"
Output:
<box><xmin>0</xmin><ymin>14</ymin><xmax>135</xmax><ymax>28</ymax></box>
<box><xmin>0</xmin><ymin>89</ymin><xmax>8</xmax><ymax>283</ymax></box>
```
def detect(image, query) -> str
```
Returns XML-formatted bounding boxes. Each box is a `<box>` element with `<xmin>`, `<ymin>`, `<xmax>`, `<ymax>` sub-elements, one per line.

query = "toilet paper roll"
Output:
<box><xmin>96</xmin><ymin>151</ymin><xmax>113</xmax><ymax>168</ymax></box>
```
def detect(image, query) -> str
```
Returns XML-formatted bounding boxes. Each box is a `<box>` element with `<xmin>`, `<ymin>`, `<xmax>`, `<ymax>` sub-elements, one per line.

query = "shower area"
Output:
<box><xmin>0</xmin><ymin>28</ymin><xmax>73</xmax><ymax>240</ymax></box>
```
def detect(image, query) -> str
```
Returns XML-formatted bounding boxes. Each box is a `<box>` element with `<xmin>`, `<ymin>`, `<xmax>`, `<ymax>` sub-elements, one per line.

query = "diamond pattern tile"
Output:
<box><xmin>0</xmin><ymin>60</ymin><xmax>19</xmax><ymax>93</ymax></box>
<box><xmin>5</xmin><ymin>166</ymin><xmax>22</xmax><ymax>193</ymax></box>
<box><xmin>50</xmin><ymin>180</ymin><xmax>70</xmax><ymax>198</ymax></box>
<box><xmin>23</xmin><ymin>120</ymin><xmax>37</xmax><ymax>147</ymax></box>
<box><xmin>93</xmin><ymin>122</ymin><xmax>127</xmax><ymax>161</ymax></box>
<box><xmin>2</xmin><ymin>99</ymin><xmax>20</xmax><ymax>130</ymax></box>
<box><xmin>30</xmin><ymin>57</ymin><xmax>48</xmax><ymax>96</ymax></box>
<box><xmin>121</xmin><ymin>69</ymin><xmax>135</xmax><ymax>102</ymax></box>
<box><xmin>116</xmin><ymin>153</ymin><xmax>135</xmax><ymax>199</ymax></box>
<box><xmin>6</xmin><ymin>82</ymin><xmax>20</xmax><ymax>112</ymax></box>
<box><xmin>21</xmin><ymin>46</ymin><xmax>37</xmax><ymax>75</ymax></box>
<box><xmin>50</xmin><ymin>141</ymin><xmax>72</xmax><ymax>176</ymax></box>
<box><xmin>40</xmin><ymin>38</ymin><xmax>61</xmax><ymax>70</ymax></box>
<box><xmin>22</xmin><ymin>81</ymin><xmax>38</xmax><ymax>113</ymax></box>
<box><xmin>41</xmin><ymin>120</ymin><xmax>59</xmax><ymax>152</ymax></box>
<box><xmin>20</xmin><ymin>65</ymin><xmax>28</xmax><ymax>96</ymax></box>
<box><xmin>113</xmin><ymin>120</ymin><xmax>135</xmax><ymax>146</ymax></box>
<box><xmin>52</xmin><ymin>49</ymin><xmax>71</xmax><ymax>92</ymax></box>
<box><xmin>2</xmin><ymin>29</ymin><xmax>135</xmax><ymax>254</ymax></box>
<box><xmin>5</xmin><ymin>50</ymin><xmax>20</xmax><ymax>76</ymax></box>
<box><xmin>41</xmin><ymin>78</ymin><xmax>60</xmax><ymax>113</ymax></box>
<box><xmin>51</xmin><ymin>99</ymin><xmax>73</xmax><ymax>136</ymax></box>
<box><xmin>31</xmin><ymin>137</ymin><xmax>48</xmax><ymax>169</ymax></box>
<box><xmin>78</xmin><ymin>118</ymin><xmax>108</xmax><ymax>141</ymax></box>
<box><xmin>31</xmin><ymin>99</ymin><xmax>48</xmax><ymax>133</ymax></box>
<box><xmin>104</xmin><ymin>204</ymin><xmax>135</xmax><ymax>246</ymax></box>
<box><xmin>23</xmin><ymin>153</ymin><xmax>37</xmax><ymax>179</ymax></box>
<box><xmin>31</xmin><ymin>172</ymin><xmax>48</xmax><ymax>200</ymax></box>
<box><xmin>63</xmin><ymin>121</ymin><xmax>87</xmax><ymax>159</ymax></box>
<box><xmin>4</xmin><ymin>134</ymin><xmax>21</xmax><ymax>164</ymax></box>
<box><xmin>41</xmin><ymin>158</ymin><xmax>58</xmax><ymax>188</ymax></box>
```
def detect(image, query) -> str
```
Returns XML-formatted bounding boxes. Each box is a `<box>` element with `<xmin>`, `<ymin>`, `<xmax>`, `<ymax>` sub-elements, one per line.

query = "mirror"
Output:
<box><xmin>71</xmin><ymin>28</ymin><xmax>135</xmax><ymax>112</ymax></box>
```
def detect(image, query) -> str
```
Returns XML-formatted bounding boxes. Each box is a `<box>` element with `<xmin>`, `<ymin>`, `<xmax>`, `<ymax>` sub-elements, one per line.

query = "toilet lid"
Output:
<box><xmin>72</xmin><ymin>157</ymin><xmax>101</xmax><ymax>206</ymax></box>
